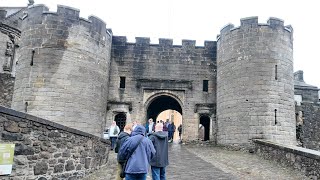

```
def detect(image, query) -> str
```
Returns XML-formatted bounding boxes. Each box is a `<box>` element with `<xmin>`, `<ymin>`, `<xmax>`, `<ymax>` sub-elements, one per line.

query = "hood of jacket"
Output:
<box><xmin>131</xmin><ymin>125</ymin><xmax>146</xmax><ymax>136</ymax></box>
<box><xmin>149</xmin><ymin>131</ymin><xmax>167</xmax><ymax>139</ymax></box>
<box><xmin>118</xmin><ymin>131</ymin><xmax>130</xmax><ymax>140</ymax></box>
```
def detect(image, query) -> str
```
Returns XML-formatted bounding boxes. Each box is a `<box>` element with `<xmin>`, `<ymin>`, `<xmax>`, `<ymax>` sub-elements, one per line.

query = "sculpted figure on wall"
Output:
<box><xmin>3</xmin><ymin>41</ymin><xmax>14</xmax><ymax>72</ymax></box>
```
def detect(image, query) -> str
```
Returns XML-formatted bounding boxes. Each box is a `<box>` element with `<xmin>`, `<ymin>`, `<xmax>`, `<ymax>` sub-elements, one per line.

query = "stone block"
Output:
<box><xmin>54</xmin><ymin>163</ymin><xmax>64</xmax><ymax>173</ymax></box>
<box><xmin>34</xmin><ymin>161</ymin><xmax>48</xmax><ymax>175</ymax></box>
<box><xmin>65</xmin><ymin>160</ymin><xmax>75</xmax><ymax>171</ymax></box>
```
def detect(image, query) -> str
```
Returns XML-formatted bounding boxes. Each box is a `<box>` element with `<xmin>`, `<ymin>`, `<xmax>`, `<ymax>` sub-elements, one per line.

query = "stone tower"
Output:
<box><xmin>11</xmin><ymin>5</ymin><xmax>112</xmax><ymax>136</ymax></box>
<box><xmin>216</xmin><ymin>17</ymin><xmax>296</xmax><ymax>146</ymax></box>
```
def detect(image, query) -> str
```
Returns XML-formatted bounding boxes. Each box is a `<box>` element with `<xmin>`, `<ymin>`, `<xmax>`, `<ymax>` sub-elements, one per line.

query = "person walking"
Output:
<box><xmin>109</xmin><ymin>121</ymin><xmax>120</xmax><ymax>150</ymax></box>
<box><xmin>148</xmin><ymin>123</ymin><xmax>169</xmax><ymax>180</ymax></box>
<box><xmin>177</xmin><ymin>124</ymin><xmax>182</xmax><ymax>142</ymax></box>
<box><xmin>119</xmin><ymin>125</ymin><xmax>156</xmax><ymax>180</ymax></box>
<box><xmin>145</xmin><ymin>118</ymin><xmax>155</xmax><ymax>134</ymax></box>
<box><xmin>167</xmin><ymin>121</ymin><xmax>176</xmax><ymax>143</ymax></box>
<box><xmin>115</xmin><ymin>123</ymin><xmax>133</xmax><ymax>180</ymax></box>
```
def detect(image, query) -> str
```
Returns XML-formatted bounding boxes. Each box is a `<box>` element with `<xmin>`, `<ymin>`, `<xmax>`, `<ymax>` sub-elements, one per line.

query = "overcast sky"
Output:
<box><xmin>2</xmin><ymin>0</ymin><xmax>320</xmax><ymax>88</ymax></box>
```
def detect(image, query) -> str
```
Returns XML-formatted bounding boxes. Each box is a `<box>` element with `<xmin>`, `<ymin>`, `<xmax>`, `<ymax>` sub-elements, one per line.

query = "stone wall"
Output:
<box><xmin>254</xmin><ymin>139</ymin><xmax>320</xmax><ymax>178</ymax></box>
<box><xmin>0</xmin><ymin>74</ymin><xmax>15</xmax><ymax>107</ymax></box>
<box><xmin>0</xmin><ymin>106</ymin><xmax>110</xmax><ymax>180</ymax></box>
<box><xmin>298</xmin><ymin>103</ymin><xmax>320</xmax><ymax>151</ymax></box>
<box><xmin>294</xmin><ymin>87</ymin><xmax>319</xmax><ymax>104</ymax></box>
<box><xmin>217</xmin><ymin>17</ymin><xmax>296</xmax><ymax>145</ymax></box>
<box><xmin>11</xmin><ymin>5</ymin><xmax>112</xmax><ymax>136</ymax></box>
<box><xmin>108</xmin><ymin>37</ymin><xmax>217</xmax><ymax>140</ymax></box>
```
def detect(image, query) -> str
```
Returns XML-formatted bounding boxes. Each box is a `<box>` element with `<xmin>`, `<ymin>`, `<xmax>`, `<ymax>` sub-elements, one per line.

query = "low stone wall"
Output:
<box><xmin>0</xmin><ymin>106</ymin><xmax>110</xmax><ymax>180</ymax></box>
<box><xmin>0</xmin><ymin>73</ymin><xmax>14</xmax><ymax>108</ymax></box>
<box><xmin>254</xmin><ymin>139</ymin><xmax>320</xmax><ymax>178</ymax></box>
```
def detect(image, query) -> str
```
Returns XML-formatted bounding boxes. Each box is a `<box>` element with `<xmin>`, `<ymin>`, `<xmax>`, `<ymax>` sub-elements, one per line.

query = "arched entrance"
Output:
<box><xmin>200</xmin><ymin>115</ymin><xmax>210</xmax><ymax>141</ymax></box>
<box><xmin>146</xmin><ymin>95</ymin><xmax>182</xmax><ymax>121</ymax></box>
<box><xmin>146</xmin><ymin>94</ymin><xmax>183</xmax><ymax>141</ymax></box>
<box><xmin>115</xmin><ymin>113</ymin><xmax>126</xmax><ymax>131</ymax></box>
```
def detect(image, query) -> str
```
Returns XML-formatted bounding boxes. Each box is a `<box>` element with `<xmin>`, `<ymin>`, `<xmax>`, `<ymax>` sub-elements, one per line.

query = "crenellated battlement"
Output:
<box><xmin>26</xmin><ymin>4</ymin><xmax>108</xmax><ymax>37</ymax></box>
<box><xmin>218</xmin><ymin>16</ymin><xmax>293</xmax><ymax>39</ymax></box>
<box><xmin>112</xmin><ymin>36</ymin><xmax>216</xmax><ymax>49</ymax></box>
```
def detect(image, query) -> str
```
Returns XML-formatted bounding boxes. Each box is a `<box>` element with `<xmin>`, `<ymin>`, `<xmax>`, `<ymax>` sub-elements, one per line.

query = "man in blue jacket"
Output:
<box><xmin>148</xmin><ymin>123</ymin><xmax>169</xmax><ymax>180</ymax></box>
<box><xmin>119</xmin><ymin>125</ymin><xmax>156</xmax><ymax>180</ymax></box>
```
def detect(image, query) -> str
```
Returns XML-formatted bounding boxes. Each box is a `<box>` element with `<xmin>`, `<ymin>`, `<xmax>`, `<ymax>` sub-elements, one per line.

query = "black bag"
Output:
<box><xmin>119</xmin><ymin>136</ymin><xmax>144</xmax><ymax>178</ymax></box>
<box><xmin>120</xmin><ymin>162</ymin><xmax>127</xmax><ymax>178</ymax></box>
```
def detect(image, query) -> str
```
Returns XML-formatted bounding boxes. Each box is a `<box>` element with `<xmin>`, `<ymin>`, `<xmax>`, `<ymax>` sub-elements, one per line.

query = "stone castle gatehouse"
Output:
<box><xmin>0</xmin><ymin>4</ymin><xmax>297</xmax><ymax>146</ymax></box>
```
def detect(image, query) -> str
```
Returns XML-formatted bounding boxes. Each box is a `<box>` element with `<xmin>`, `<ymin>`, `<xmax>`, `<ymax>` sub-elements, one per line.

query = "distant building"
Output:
<box><xmin>294</xmin><ymin>70</ymin><xmax>319</xmax><ymax>105</ymax></box>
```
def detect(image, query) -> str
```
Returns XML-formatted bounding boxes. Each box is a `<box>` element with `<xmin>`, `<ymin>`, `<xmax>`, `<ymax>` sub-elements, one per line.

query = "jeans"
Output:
<box><xmin>168</xmin><ymin>131</ymin><xmax>173</xmax><ymax>140</ymax></box>
<box><xmin>125</xmin><ymin>173</ymin><xmax>147</xmax><ymax>180</ymax></box>
<box><xmin>110</xmin><ymin>137</ymin><xmax>117</xmax><ymax>150</ymax></box>
<box><xmin>151</xmin><ymin>166</ymin><xmax>166</xmax><ymax>180</ymax></box>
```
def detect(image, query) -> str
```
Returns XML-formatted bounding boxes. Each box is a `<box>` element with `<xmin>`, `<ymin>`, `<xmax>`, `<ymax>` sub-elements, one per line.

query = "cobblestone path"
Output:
<box><xmin>84</xmin><ymin>143</ymin><xmax>308</xmax><ymax>180</ymax></box>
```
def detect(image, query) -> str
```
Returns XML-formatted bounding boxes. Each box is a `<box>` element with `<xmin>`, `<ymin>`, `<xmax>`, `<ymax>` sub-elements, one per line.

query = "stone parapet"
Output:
<box><xmin>0</xmin><ymin>106</ymin><xmax>110</xmax><ymax>179</ymax></box>
<box><xmin>254</xmin><ymin>139</ymin><xmax>320</xmax><ymax>178</ymax></box>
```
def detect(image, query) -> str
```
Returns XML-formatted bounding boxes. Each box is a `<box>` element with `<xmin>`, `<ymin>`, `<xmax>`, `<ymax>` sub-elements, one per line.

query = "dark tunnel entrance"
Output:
<box><xmin>200</xmin><ymin>115</ymin><xmax>210</xmax><ymax>141</ymax></box>
<box><xmin>146</xmin><ymin>95</ymin><xmax>182</xmax><ymax>123</ymax></box>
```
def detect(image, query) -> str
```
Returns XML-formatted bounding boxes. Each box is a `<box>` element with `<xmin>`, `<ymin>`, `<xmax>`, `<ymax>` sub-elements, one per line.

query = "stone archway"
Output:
<box><xmin>145</xmin><ymin>94</ymin><xmax>183</xmax><ymax>121</ymax></box>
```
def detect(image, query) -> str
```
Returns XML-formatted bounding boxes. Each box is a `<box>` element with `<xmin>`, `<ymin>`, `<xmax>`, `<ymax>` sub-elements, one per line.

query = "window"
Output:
<box><xmin>120</xmin><ymin>77</ymin><xmax>126</xmax><ymax>89</ymax></box>
<box><xmin>275</xmin><ymin>65</ymin><xmax>278</xmax><ymax>80</ymax></box>
<box><xmin>294</xmin><ymin>95</ymin><xmax>302</xmax><ymax>106</ymax></box>
<box><xmin>203</xmin><ymin>80</ymin><xmax>208</xmax><ymax>92</ymax></box>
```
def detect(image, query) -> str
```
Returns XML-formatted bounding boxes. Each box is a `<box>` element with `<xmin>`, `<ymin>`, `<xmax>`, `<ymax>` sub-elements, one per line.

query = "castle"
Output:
<box><xmin>1</xmin><ymin>3</ymin><xmax>319</xmax><ymax>147</ymax></box>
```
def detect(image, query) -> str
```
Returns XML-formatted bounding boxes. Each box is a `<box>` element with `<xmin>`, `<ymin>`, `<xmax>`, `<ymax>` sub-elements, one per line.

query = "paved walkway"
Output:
<box><xmin>84</xmin><ymin>143</ymin><xmax>308</xmax><ymax>180</ymax></box>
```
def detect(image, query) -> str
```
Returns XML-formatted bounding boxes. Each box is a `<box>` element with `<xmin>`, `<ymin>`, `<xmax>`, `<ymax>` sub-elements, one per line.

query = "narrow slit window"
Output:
<box><xmin>25</xmin><ymin>102</ymin><xmax>28</xmax><ymax>112</ymax></box>
<box><xmin>30</xmin><ymin>49</ymin><xmax>35</xmax><ymax>66</ymax></box>
<box><xmin>120</xmin><ymin>77</ymin><xmax>126</xmax><ymax>89</ymax></box>
<box><xmin>274</xmin><ymin>109</ymin><xmax>277</xmax><ymax>125</ymax></box>
<box><xmin>275</xmin><ymin>65</ymin><xmax>278</xmax><ymax>80</ymax></box>
<box><xmin>203</xmin><ymin>80</ymin><xmax>208</xmax><ymax>92</ymax></box>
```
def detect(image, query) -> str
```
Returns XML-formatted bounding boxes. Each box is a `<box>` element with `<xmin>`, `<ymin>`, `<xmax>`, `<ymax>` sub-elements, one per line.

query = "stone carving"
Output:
<box><xmin>3</xmin><ymin>41</ymin><xmax>14</xmax><ymax>72</ymax></box>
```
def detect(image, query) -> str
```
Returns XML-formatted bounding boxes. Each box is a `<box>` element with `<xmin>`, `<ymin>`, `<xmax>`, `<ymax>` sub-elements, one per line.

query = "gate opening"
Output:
<box><xmin>115</xmin><ymin>113</ymin><xmax>126</xmax><ymax>131</ymax></box>
<box><xmin>146</xmin><ymin>95</ymin><xmax>183</xmax><ymax>142</ymax></box>
<box><xmin>200</xmin><ymin>115</ymin><xmax>210</xmax><ymax>141</ymax></box>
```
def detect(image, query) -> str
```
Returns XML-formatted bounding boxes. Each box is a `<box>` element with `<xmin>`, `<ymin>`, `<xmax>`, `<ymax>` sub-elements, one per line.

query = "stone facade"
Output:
<box><xmin>10</xmin><ymin>5</ymin><xmax>112</xmax><ymax>136</ymax></box>
<box><xmin>0</xmin><ymin>105</ymin><xmax>109</xmax><ymax>180</ymax></box>
<box><xmin>0</xmin><ymin>3</ymin><xmax>302</xmax><ymax>146</ymax></box>
<box><xmin>108</xmin><ymin>37</ymin><xmax>216</xmax><ymax>140</ymax></box>
<box><xmin>0</xmin><ymin>9</ymin><xmax>20</xmax><ymax>108</ymax></box>
<box><xmin>254</xmin><ymin>139</ymin><xmax>320</xmax><ymax>178</ymax></box>
<box><xmin>217</xmin><ymin>17</ymin><xmax>296</xmax><ymax>145</ymax></box>
<box><xmin>297</xmin><ymin>103</ymin><xmax>320</xmax><ymax>151</ymax></box>
<box><xmin>0</xmin><ymin>74</ymin><xmax>14</xmax><ymax>107</ymax></box>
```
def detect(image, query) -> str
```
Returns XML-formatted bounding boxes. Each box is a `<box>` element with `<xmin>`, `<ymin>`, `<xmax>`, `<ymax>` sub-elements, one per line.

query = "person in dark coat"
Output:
<box><xmin>115</xmin><ymin>123</ymin><xmax>133</xmax><ymax>180</ymax></box>
<box><xmin>119</xmin><ymin>125</ymin><xmax>156</xmax><ymax>180</ymax></box>
<box><xmin>167</xmin><ymin>121</ymin><xmax>176</xmax><ymax>142</ymax></box>
<box><xmin>148</xmin><ymin>123</ymin><xmax>169</xmax><ymax>180</ymax></box>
